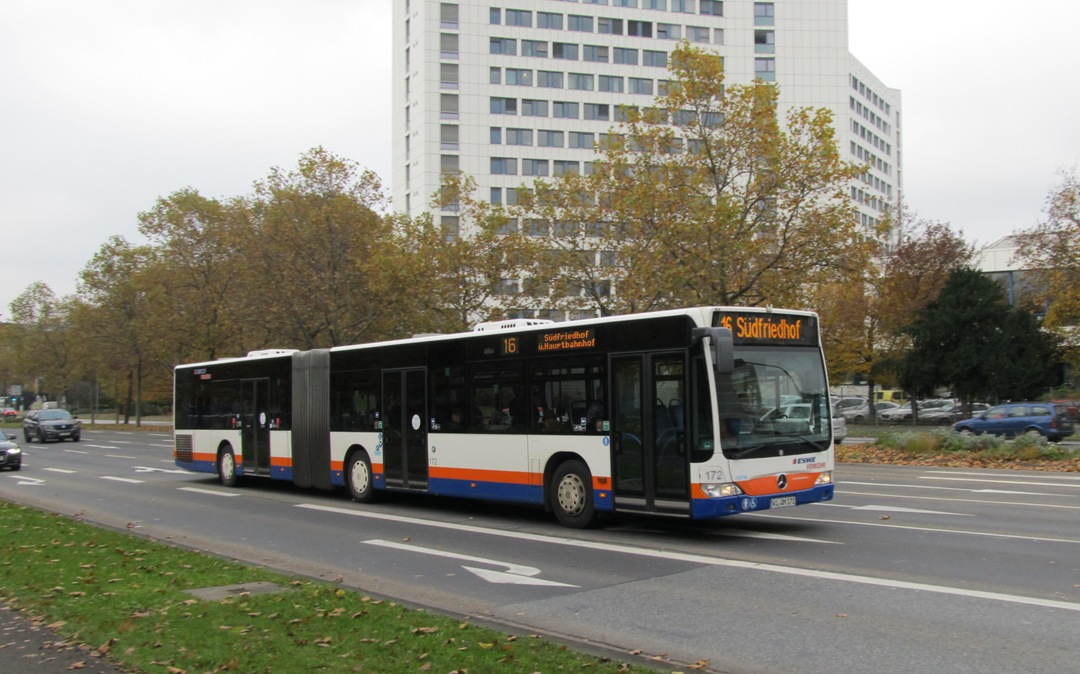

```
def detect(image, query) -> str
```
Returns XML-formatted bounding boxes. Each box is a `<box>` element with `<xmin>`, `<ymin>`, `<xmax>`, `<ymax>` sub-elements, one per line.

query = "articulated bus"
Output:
<box><xmin>173</xmin><ymin>307</ymin><xmax>835</xmax><ymax>528</ymax></box>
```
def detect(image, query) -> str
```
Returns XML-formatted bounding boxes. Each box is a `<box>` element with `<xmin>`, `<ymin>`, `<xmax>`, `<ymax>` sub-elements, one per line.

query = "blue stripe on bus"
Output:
<box><xmin>691</xmin><ymin>484</ymin><xmax>834</xmax><ymax>519</ymax></box>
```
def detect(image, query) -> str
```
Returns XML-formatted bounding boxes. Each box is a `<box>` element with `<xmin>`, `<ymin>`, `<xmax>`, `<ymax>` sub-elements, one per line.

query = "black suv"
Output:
<box><xmin>23</xmin><ymin>409</ymin><xmax>81</xmax><ymax>443</ymax></box>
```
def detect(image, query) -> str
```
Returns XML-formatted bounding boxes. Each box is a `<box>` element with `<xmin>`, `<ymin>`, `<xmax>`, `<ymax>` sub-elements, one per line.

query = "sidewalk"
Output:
<box><xmin>0</xmin><ymin>604</ymin><xmax>126</xmax><ymax>673</ymax></box>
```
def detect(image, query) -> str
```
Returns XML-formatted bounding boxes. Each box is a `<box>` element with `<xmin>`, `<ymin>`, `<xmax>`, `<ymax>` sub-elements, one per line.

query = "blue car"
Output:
<box><xmin>953</xmin><ymin>402</ymin><xmax>1074</xmax><ymax>442</ymax></box>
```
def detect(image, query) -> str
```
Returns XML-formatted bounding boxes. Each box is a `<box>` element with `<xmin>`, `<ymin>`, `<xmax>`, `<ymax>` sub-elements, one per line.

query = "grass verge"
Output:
<box><xmin>0</xmin><ymin>501</ymin><xmax>667</xmax><ymax>674</ymax></box>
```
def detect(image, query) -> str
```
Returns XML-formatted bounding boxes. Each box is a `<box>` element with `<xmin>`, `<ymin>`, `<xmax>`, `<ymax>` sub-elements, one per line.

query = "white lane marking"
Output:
<box><xmin>839</xmin><ymin>489</ymin><xmax>1080</xmax><ymax>510</ymax></box>
<box><xmin>110</xmin><ymin>440</ymin><xmax>133</xmax><ymax>444</ymax></box>
<box><xmin>843</xmin><ymin>480</ymin><xmax>1055</xmax><ymax>496</ymax></box>
<box><xmin>43</xmin><ymin>468</ymin><xmax>77</xmax><ymax>474</ymax></box>
<box><xmin>367</xmin><ymin>539</ymin><xmax>577</xmax><ymax>586</ymax></box>
<box><xmin>80</xmin><ymin>445</ymin><xmax>116</xmax><ymax>450</ymax></box>
<box><xmin>920</xmin><ymin>476</ymin><xmax>1080</xmax><ymax>489</ymax></box>
<box><xmin>298</xmin><ymin>504</ymin><xmax>1080</xmax><ymax>613</ymax></box>
<box><xmin>107</xmin><ymin>454</ymin><xmax>137</xmax><ymax>460</ymax></box>
<box><xmin>851</xmin><ymin>505</ymin><xmax>972</xmax><ymax>516</ymax></box>
<box><xmin>101</xmin><ymin>476</ymin><xmax>144</xmax><ymax>484</ymax></box>
<box><xmin>133</xmin><ymin>466</ymin><xmax>191</xmax><ymax>474</ymax></box>
<box><xmin>929</xmin><ymin>470</ymin><xmax>1080</xmax><ymax>482</ymax></box>
<box><xmin>752</xmin><ymin>511</ymin><xmax>1080</xmax><ymax>545</ymax></box>
<box><xmin>178</xmin><ymin>487</ymin><xmax>241</xmax><ymax>497</ymax></box>
<box><xmin>724</xmin><ymin>530</ymin><xmax>843</xmax><ymax>544</ymax></box>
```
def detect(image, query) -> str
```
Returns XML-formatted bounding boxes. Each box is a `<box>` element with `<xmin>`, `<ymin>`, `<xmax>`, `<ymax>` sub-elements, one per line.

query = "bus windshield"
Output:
<box><xmin>715</xmin><ymin>346</ymin><xmax>831</xmax><ymax>458</ymax></box>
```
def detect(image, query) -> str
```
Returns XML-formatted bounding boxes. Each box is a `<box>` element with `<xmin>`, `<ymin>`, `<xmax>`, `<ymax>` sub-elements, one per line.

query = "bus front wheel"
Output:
<box><xmin>551</xmin><ymin>460</ymin><xmax>597</xmax><ymax>529</ymax></box>
<box><xmin>347</xmin><ymin>451</ymin><xmax>376</xmax><ymax>503</ymax></box>
<box><xmin>218</xmin><ymin>446</ymin><xmax>239</xmax><ymax>487</ymax></box>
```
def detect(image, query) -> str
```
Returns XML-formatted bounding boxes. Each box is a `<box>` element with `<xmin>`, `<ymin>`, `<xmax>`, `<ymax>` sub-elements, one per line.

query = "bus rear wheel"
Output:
<box><xmin>551</xmin><ymin>459</ymin><xmax>597</xmax><ymax>529</ymax></box>
<box><xmin>218</xmin><ymin>446</ymin><xmax>240</xmax><ymax>487</ymax></box>
<box><xmin>347</xmin><ymin>451</ymin><xmax>376</xmax><ymax>503</ymax></box>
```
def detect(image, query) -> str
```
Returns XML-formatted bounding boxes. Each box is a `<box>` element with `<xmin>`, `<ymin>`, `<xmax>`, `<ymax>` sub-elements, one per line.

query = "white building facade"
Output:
<box><xmin>392</xmin><ymin>0</ymin><xmax>901</xmax><ymax>236</ymax></box>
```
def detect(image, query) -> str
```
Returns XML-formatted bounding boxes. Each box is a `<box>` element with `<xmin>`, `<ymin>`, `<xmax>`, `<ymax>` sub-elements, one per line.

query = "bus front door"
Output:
<box><xmin>611</xmin><ymin>353</ymin><xmax>689</xmax><ymax>514</ymax></box>
<box><xmin>382</xmin><ymin>369</ymin><xmax>429</xmax><ymax>490</ymax></box>
<box><xmin>240</xmin><ymin>378</ymin><xmax>271</xmax><ymax>476</ymax></box>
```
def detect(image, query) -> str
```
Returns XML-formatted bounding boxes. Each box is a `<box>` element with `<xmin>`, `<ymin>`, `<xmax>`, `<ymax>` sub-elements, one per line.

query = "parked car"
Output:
<box><xmin>0</xmin><ymin>432</ymin><xmax>21</xmax><ymax>471</ymax></box>
<box><xmin>1052</xmin><ymin>399</ymin><xmax>1079</xmax><ymax>421</ymax></box>
<box><xmin>832</xmin><ymin>409</ymin><xmax>847</xmax><ymax>444</ymax></box>
<box><xmin>919</xmin><ymin>402</ymin><xmax>990</xmax><ymax>426</ymax></box>
<box><xmin>23</xmin><ymin>409</ymin><xmax>81</xmax><ymax>443</ymax></box>
<box><xmin>953</xmin><ymin>402</ymin><xmax>1074</xmax><ymax>441</ymax></box>
<box><xmin>843</xmin><ymin>401</ymin><xmax>899</xmax><ymax>423</ymax></box>
<box><xmin>2</xmin><ymin>407</ymin><xmax>19</xmax><ymax>420</ymax></box>
<box><xmin>831</xmin><ymin>396</ymin><xmax>868</xmax><ymax>412</ymax></box>
<box><xmin>880</xmin><ymin>399</ymin><xmax>953</xmax><ymax>423</ymax></box>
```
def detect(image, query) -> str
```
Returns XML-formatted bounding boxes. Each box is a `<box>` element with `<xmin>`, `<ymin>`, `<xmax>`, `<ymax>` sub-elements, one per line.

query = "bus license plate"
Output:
<box><xmin>770</xmin><ymin>496</ymin><xmax>797</xmax><ymax>509</ymax></box>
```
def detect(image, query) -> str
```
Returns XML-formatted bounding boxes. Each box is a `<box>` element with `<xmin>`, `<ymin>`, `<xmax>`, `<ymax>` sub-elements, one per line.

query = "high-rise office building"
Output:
<box><xmin>392</xmin><ymin>0</ymin><xmax>900</xmax><ymax>238</ymax></box>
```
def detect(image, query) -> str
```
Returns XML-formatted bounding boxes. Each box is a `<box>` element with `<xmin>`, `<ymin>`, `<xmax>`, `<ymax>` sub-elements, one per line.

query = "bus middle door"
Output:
<box><xmin>240</xmin><ymin>378</ymin><xmax>271</xmax><ymax>476</ymax></box>
<box><xmin>382</xmin><ymin>368</ymin><xmax>429</xmax><ymax>490</ymax></box>
<box><xmin>611</xmin><ymin>353</ymin><xmax>689</xmax><ymax>515</ymax></box>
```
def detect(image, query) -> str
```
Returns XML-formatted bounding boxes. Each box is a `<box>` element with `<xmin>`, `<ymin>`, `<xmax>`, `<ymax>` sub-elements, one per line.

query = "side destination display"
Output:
<box><xmin>715</xmin><ymin>312</ymin><xmax>818</xmax><ymax>346</ymax></box>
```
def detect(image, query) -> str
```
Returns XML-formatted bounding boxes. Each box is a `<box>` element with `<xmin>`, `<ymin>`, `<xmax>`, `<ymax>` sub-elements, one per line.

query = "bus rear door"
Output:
<box><xmin>611</xmin><ymin>353</ymin><xmax>689</xmax><ymax>515</ymax></box>
<box><xmin>240</xmin><ymin>378</ymin><xmax>271</xmax><ymax>476</ymax></box>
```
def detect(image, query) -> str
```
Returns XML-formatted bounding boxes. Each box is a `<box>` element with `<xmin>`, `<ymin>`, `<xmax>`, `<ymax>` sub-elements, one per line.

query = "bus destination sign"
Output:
<box><xmin>537</xmin><ymin>328</ymin><xmax>597</xmax><ymax>353</ymax></box>
<box><xmin>716</xmin><ymin>312</ymin><xmax>817</xmax><ymax>346</ymax></box>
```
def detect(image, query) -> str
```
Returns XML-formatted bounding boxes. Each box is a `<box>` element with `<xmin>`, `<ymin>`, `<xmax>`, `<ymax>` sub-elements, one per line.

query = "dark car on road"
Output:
<box><xmin>953</xmin><ymin>402</ymin><xmax>1074</xmax><ymax>441</ymax></box>
<box><xmin>23</xmin><ymin>409</ymin><xmax>81</xmax><ymax>443</ymax></box>
<box><xmin>0</xmin><ymin>432</ymin><xmax>22</xmax><ymax>470</ymax></box>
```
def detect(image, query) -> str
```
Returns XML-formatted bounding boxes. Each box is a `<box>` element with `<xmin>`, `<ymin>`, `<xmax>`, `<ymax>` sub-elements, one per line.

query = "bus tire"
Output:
<box><xmin>551</xmin><ymin>459</ymin><xmax>597</xmax><ymax>529</ymax></box>
<box><xmin>218</xmin><ymin>445</ymin><xmax>240</xmax><ymax>487</ymax></box>
<box><xmin>347</xmin><ymin>451</ymin><xmax>376</xmax><ymax>503</ymax></box>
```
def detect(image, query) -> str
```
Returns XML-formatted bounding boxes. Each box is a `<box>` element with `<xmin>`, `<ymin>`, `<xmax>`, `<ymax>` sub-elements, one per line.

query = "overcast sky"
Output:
<box><xmin>2</xmin><ymin>1</ymin><xmax>1078</xmax><ymax>318</ymax></box>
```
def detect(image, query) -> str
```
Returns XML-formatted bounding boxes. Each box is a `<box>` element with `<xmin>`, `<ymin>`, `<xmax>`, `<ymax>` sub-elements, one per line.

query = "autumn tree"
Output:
<box><xmin>240</xmin><ymin>147</ymin><xmax>403</xmax><ymax>348</ymax></box>
<box><xmin>519</xmin><ymin>42</ymin><xmax>871</xmax><ymax>316</ymax></box>
<box><xmin>1014</xmin><ymin>169</ymin><xmax>1080</xmax><ymax>369</ymax></box>
<box><xmin>7</xmin><ymin>282</ymin><xmax>76</xmax><ymax>405</ymax></box>
<box><xmin>900</xmin><ymin>267</ymin><xmax>1059</xmax><ymax>411</ymax></box>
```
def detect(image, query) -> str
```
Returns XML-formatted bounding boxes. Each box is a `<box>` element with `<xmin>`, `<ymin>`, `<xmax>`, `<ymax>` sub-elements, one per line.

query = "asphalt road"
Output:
<box><xmin>2</xmin><ymin>429</ymin><xmax>1079</xmax><ymax>674</ymax></box>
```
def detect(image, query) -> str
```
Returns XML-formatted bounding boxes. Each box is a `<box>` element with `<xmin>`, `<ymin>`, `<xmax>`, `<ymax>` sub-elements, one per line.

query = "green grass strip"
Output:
<box><xmin>0</xmin><ymin>501</ymin><xmax>664</xmax><ymax>674</ymax></box>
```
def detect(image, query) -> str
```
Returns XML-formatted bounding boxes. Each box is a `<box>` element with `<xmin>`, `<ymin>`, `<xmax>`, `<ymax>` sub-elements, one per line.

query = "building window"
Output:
<box><xmin>754</xmin><ymin>30</ymin><xmax>775</xmax><ymax>53</ymax></box>
<box><xmin>489</xmin><ymin>7</ymin><xmax>501</xmax><ymax>24</ymax></box>
<box><xmin>554</xmin><ymin>160</ymin><xmax>580</xmax><ymax>176</ymax></box>
<box><xmin>538</xmin><ymin>70</ymin><xmax>564</xmax><ymax>88</ymax></box>
<box><xmin>657</xmin><ymin>23</ymin><xmax>680</xmax><ymax>40</ymax></box>
<box><xmin>671</xmin><ymin>0</ymin><xmax>692</xmax><ymax>12</ymax></box>
<box><xmin>506</xmin><ymin>9</ymin><xmax>532</xmax><ymax>27</ymax></box>
<box><xmin>440</xmin><ymin>33</ymin><xmax>459</xmax><ymax>59</ymax></box>
<box><xmin>538</xmin><ymin>130</ymin><xmax>564</xmax><ymax>147</ymax></box>
<box><xmin>613</xmin><ymin>47</ymin><xmax>638</xmax><ymax>65</ymax></box>
<box><xmin>644</xmin><ymin>0</ymin><xmax>666</xmax><ymax>9</ymax></box>
<box><xmin>506</xmin><ymin>68</ymin><xmax>533</xmax><ymax>86</ymax></box>
<box><xmin>700</xmin><ymin>0</ymin><xmax>723</xmax><ymax>16</ymax></box>
<box><xmin>440</xmin><ymin>63</ymin><xmax>459</xmax><ymax>89</ymax></box>
<box><xmin>491</xmin><ymin>157</ymin><xmax>517</xmax><ymax>175</ymax></box>
<box><xmin>440</xmin><ymin>93</ymin><xmax>459</xmax><ymax>119</ymax></box>
<box><xmin>568</xmin><ymin>15</ymin><xmax>593</xmax><ymax>32</ymax></box>
<box><xmin>598</xmin><ymin>17</ymin><xmax>623</xmax><ymax>34</ymax></box>
<box><xmin>491</xmin><ymin>187</ymin><xmax>502</xmax><ymax>203</ymax></box>
<box><xmin>489</xmin><ymin>67</ymin><xmax>501</xmax><ymax>85</ymax></box>
<box><xmin>569</xmin><ymin>131</ymin><xmax>595</xmax><ymax>149</ymax></box>
<box><xmin>490</xmin><ymin>97</ymin><xmax>518</xmax><ymax>114</ymax></box>
<box><xmin>688</xmin><ymin>26</ymin><xmax>709</xmax><ymax>43</ymax></box>
<box><xmin>523</xmin><ymin>159</ymin><xmax>550</xmax><ymax>176</ymax></box>
<box><xmin>440</xmin><ymin>124</ymin><xmax>459</xmax><ymax>150</ymax></box>
<box><xmin>522</xmin><ymin>99</ymin><xmax>548</xmax><ymax>116</ymax></box>
<box><xmin>490</xmin><ymin>127</ymin><xmax>502</xmax><ymax>144</ymax></box>
<box><xmin>629</xmin><ymin>77</ymin><xmax>653</xmax><ymax>95</ymax></box>
<box><xmin>643</xmin><ymin>50</ymin><xmax>667</xmax><ymax>67</ymax></box>
<box><xmin>754</xmin><ymin>2</ymin><xmax>775</xmax><ymax>26</ymax></box>
<box><xmin>585</xmin><ymin>103</ymin><xmax>610</xmax><ymax>121</ymax></box>
<box><xmin>441</xmin><ymin>154</ymin><xmax>459</xmax><ymax>173</ymax></box>
<box><xmin>614</xmin><ymin>0</ymin><xmax>638</xmax><ymax>7</ymax></box>
<box><xmin>627</xmin><ymin>20</ymin><xmax>652</xmax><ymax>37</ymax></box>
<box><xmin>754</xmin><ymin>57</ymin><xmax>776</xmax><ymax>81</ymax></box>
<box><xmin>538</xmin><ymin>12</ymin><xmax>563</xmax><ymax>29</ymax></box>
<box><xmin>506</xmin><ymin>128</ymin><xmax>533</xmax><ymax>145</ymax></box>
<box><xmin>554</xmin><ymin>101</ymin><xmax>580</xmax><ymax>118</ymax></box>
<box><xmin>522</xmin><ymin>40</ymin><xmax>548</xmax><ymax>57</ymax></box>
<box><xmin>441</xmin><ymin>215</ymin><xmax>460</xmax><ymax>239</ymax></box>
<box><xmin>553</xmin><ymin>42</ymin><xmax>579</xmax><ymax>60</ymax></box>
<box><xmin>599</xmin><ymin>75</ymin><xmax>624</xmax><ymax>93</ymax></box>
<box><xmin>584</xmin><ymin>45</ymin><xmax>609</xmax><ymax>62</ymax></box>
<box><xmin>569</xmin><ymin>73</ymin><xmax>594</xmax><ymax>90</ymax></box>
<box><xmin>440</xmin><ymin>3</ymin><xmax>459</xmax><ymax>29</ymax></box>
<box><xmin>490</xmin><ymin>37</ymin><xmax>517</xmax><ymax>55</ymax></box>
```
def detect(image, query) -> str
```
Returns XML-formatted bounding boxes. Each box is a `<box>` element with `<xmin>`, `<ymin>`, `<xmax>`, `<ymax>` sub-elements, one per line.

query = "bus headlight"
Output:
<box><xmin>701</xmin><ymin>482</ymin><xmax>743</xmax><ymax>498</ymax></box>
<box><xmin>815</xmin><ymin>471</ymin><xmax>833</xmax><ymax>485</ymax></box>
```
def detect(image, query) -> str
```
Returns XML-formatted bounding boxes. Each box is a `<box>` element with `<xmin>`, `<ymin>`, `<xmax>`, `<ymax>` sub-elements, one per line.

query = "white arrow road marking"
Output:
<box><xmin>851</xmin><ymin>505</ymin><xmax>972</xmax><ymax>516</ymax></box>
<box><xmin>178</xmin><ymin>487</ymin><xmax>241</xmax><ymax>497</ymax></box>
<box><xmin>365</xmin><ymin>539</ymin><xmax>578</xmax><ymax>587</ymax></box>
<box><xmin>7</xmin><ymin>475</ymin><xmax>45</xmax><ymax>486</ymax></box>
<box><xmin>134</xmin><ymin>466</ymin><xmax>191</xmax><ymax>474</ymax></box>
<box><xmin>43</xmin><ymin>468</ymin><xmax>76</xmax><ymax>474</ymax></box>
<box><xmin>460</xmin><ymin>566</ymin><xmax>578</xmax><ymax>587</ymax></box>
<box><xmin>101</xmin><ymin>476</ymin><xmax>144</xmax><ymax>484</ymax></box>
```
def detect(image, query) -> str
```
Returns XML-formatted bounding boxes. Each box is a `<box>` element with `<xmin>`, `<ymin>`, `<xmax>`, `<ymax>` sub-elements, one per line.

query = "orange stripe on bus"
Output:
<box><xmin>429</xmin><ymin>466</ymin><xmax>536</xmax><ymax>485</ymax></box>
<box><xmin>736</xmin><ymin>473</ymin><xmax>819</xmax><ymax>496</ymax></box>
